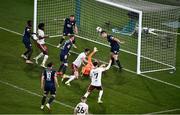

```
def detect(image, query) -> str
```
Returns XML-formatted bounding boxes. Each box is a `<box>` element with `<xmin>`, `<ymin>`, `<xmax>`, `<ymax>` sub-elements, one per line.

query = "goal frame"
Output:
<box><xmin>33</xmin><ymin>0</ymin><xmax>177</xmax><ymax>74</ymax></box>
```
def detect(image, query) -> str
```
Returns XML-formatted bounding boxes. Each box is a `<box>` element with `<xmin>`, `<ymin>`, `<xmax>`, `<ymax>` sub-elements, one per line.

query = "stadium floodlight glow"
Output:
<box><xmin>34</xmin><ymin>0</ymin><xmax>179</xmax><ymax>74</ymax></box>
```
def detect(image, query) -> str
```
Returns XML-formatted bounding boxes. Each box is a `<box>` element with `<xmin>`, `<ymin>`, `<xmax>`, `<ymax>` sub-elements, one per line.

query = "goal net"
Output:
<box><xmin>34</xmin><ymin>0</ymin><xmax>180</xmax><ymax>74</ymax></box>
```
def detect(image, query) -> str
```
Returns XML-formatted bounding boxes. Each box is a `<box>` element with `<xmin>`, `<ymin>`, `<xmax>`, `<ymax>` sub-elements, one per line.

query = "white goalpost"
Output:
<box><xmin>34</xmin><ymin>0</ymin><xmax>180</xmax><ymax>74</ymax></box>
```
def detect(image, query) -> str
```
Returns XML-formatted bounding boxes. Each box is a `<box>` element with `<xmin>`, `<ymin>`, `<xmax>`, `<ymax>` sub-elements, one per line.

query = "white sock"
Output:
<box><xmin>84</xmin><ymin>92</ymin><xmax>90</xmax><ymax>98</ymax></box>
<box><xmin>36</xmin><ymin>52</ymin><xmax>44</xmax><ymax>59</ymax></box>
<box><xmin>98</xmin><ymin>90</ymin><xmax>103</xmax><ymax>101</ymax></box>
<box><xmin>66</xmin><ymin>75</ymin><xmax>76</xmax><ymax>83</ymax></box>
<box><xmin>42</xmin><ymin>55</ymin><xmax>48</xmax><ymax>65</ymax></box>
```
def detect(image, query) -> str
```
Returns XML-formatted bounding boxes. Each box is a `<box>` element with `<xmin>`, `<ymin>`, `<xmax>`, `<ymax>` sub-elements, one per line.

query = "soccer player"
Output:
<box><xmin>81</xmin><ymin>47</ymin><xmax>98</xmax><ymax>76</ymax></box>
<box><xmin>100</xmin><ymin>31</ymin><xmax>124</xmax><ymax>70</ymax></box>
<box><xmin>74</xmin><ymin>96</ymin><xmax>89</xmax><ymax>115</ymax></box>
<box><xmin>40</xmin><ymin>62</ymin><xmax>59</xmax><ymax>110</ymax></box>
<box><xmin>64</xmin><ymin>48</ymin><xmax>90</xmax><ymax>86</ymax></box>
<box><xmin>57</xmin><ymin>15</ymin><xmax>78</xmax><ymax>48</ymax></box>
<box><xmin>57</xmin><ymin>35</ymin><xmax>75</xmax><ymax>77</ymax></box>
<box><xmin>21</xmin><ymin>20</ymin><xmax>33</xmax><ymax>64</ymax></box>
<box><xmin>33</xmin><ymin>23</ymin><xmax>49</xmax><ymax>68</ymax></box>
<box><xmin>84</xmin><ymin>59</ymin><xmax>112</xmax><ymax>103</ymax></box>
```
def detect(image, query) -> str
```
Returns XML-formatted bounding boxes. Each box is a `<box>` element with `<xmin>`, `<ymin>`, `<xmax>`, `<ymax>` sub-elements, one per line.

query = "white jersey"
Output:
<box><xmin>73</xmin><ymin>52</ymin><xmax>86</xmax><ymax>68</ymax></box>
<box><xmin>90</xmin><ymin>67</ymin><xmax>106</xmax><ymax>87</ymax></box>
<box><xmin>74</xmin><ymin>102</ymin><xmax>88</xmax><ymax>115</ymax></box>
<box><xmin>37</xmin><ymin>29</ymin><xmax>45</xmax><ymax>44</ymax></box>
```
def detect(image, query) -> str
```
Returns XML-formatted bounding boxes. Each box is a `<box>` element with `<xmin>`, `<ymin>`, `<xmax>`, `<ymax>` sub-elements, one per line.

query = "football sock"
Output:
<box><xmin>116</xmin><ymin>60</ymin><xmax>122</xmax><ymax>68</ymax></box>
<box><xmin>48</xmin><ymin>96</ymin><xmax>55</xmax><ymax>105</ymax></box>
<box><xmin>66</xmin><ymin>75</ymin><xmax>76</xmax><ymax>83</ymax></box>
<box><xmin>59</xmin><ymin>37</ymin><xmax>65</xmax><ymax>44</ymax></box>
<box><xmin>84</xmin><ymin>92</ymin><xmax>90</xmax><ymax>98</ymax></box>
<box><xmin>41</xmin><ymin>96</ymin><xmax>47</xmax><ymax>105</ymax></box>
<box><xmin>62</xmin><ymin>65</ymin><xmax>67</xmax><ymax>74</ymax></box>
<box><xmin>111</xmin><ymin>57</ymin><xmax>115</xmax><ymax>66</ymax></box>
<box><xmin>98</xmin><ymin>90</ymin><xmax>103</xmax><ymax>101</ymax></box>
<box><xmin>58</xmin><ymin>64</ymin><xmax>64</xmax><ymax>72</ymax></box>
<box><xmin>42</xmin><ymin>55</ymin><xmax>48</xmax><ymax>65</ymax></box>
<box><xmin>27</xmin><ymin>49</ymin><xmax>33</xmax><ymax>60</ymax></box>
<box><xmin>24</xmin><ymin>50</ymin><xmax>30</xmax><ymax>56</ymax></box>
<box><xmin>36</xmin><ymin>52</ymin><xmax>44</xmax><ymax>59</ymax></box>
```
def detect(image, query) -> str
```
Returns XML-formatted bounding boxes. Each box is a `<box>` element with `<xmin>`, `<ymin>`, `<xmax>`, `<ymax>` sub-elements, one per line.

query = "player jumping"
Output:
<box><xmin>40</xmin><ymin>62</ymin><xmax>59</xmax><ymax>111</ymax></box>
<box><xmin>74</xmin><ymin>96</ymin><xmax>89</xmax><ymax>115</ymax></box>
<box><xmin>57</xmin><ymin>35</ymin><xmax>75</xmax><ymax>77</ymax></box>
<box><xmin>57</xmin><ymin>15</ymin><xmax>78</xmax><ymax>48</ymax></box>
<box><xmin>84</xmin><ymin>59</ymin><xmax>112</xmax><ymax>103</ymax></box>
<box><xmin>21</xmin><ymin>20</ymin><xmax>33</xmax><ymax>64</ymax></box>
<box><xmin>81</xmin><ymin>47</ymin><xmax>98</xmax><ymax>76</ymax></box>
<box><xmin>64</xmin><ymin>48</ymin><xmax>90</xmax><ymax>86</ymax></box>
<box><xmin>100</xmin><ymin>31</ymin><xmax>124</xmax><ymax>70</ymax></box>
<box><xmin>33</xmin><ymin>23</ymin><xmax>49</xmax><ymax>68</ymax></box>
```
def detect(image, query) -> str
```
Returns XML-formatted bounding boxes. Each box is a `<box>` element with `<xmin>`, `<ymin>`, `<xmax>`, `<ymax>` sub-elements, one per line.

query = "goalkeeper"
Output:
<box><xmin>81</xmin><ymin>47</ymin><xmax>98</xmax><ymax>76</ymax></box>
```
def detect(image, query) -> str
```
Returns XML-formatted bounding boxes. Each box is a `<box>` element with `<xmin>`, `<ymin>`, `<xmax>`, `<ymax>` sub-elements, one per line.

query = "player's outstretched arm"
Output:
<box><xmin>88</xmin><ymin>47</ymin><xmax>98</xmax><ymax>62</ymax></box>
<box><xmin>104</xmin><ymin>59</ymin><xmax>112</xmax><ymax>71</ymax></box>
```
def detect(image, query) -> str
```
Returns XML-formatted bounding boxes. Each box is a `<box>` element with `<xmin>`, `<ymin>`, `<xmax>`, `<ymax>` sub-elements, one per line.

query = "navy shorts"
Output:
<box><xmin>111</xmin><ymin>47</ymin><xmax>120</xmax><ymax>55</ymax></box>
<box><xmin>63</xmin><ymin>30</ymin><xmax>74</xmax><ymax>36</ymax></box>
<box><xmin>44</xmin><ymin>84</ymin><xmax>56</xmax><ymax>95</ymax></box>
<box><xmin>60</xmin><ymin>54</ymin><xmax>68</xmax><ymax>63</ymax></box>
<box><xmin>23</xmin><ymin>40</ymin><xmax>32</xmax><ymax>49</ymax></box>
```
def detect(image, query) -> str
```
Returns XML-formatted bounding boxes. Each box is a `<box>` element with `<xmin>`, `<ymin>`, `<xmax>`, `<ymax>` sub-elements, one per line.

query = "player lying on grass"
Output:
<box><xmin>57</xmin><ymin>15</ymin><xmax>78</xmax><ymax>48</ymax></box>
<box><xmin>74</xmin><ymin>96</ymin><xmax>89</xmax><ymax>115</ymax></box>
<box><xmin>40</xmin><ymin>62</ymin><xmax>59</xmax><ymax>111</ymax></box>
<box><xmin>84</xmin><ymin>59</ymin><xmax>112</xmax><ymax>104</ymax></box>
<box><xmin>56</xmin><ymin>35</ymin><xmax>75</xmax><ymax>78</ymax></box>
<box><xmin>33</xmin><ymin>23</ymin><xmax>49</xmax><ymax>68</ymax></box>
<box><xmin>100</xmin><ymin>31</ymin><xmax>124</xmax><ymax>70</ymax></box>
<box><xmin>81</xmin><ymin>47</ymin><xmax>98</xmax><ymax>76</ymax></box>
<box><xmin>21</xmin><ymin>20</ymin><xmax>33</xmax><ymax>64</ymax></box>
<box><xmin>64</xmin><ymin>48</ymin><xmax>90</xmax><ymax>86</ymax></box>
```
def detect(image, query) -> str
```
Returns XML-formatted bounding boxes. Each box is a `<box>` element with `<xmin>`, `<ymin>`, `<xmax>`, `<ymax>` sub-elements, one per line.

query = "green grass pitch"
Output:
<box><xmin>0</xmin><ymin>0</ymin><xmax>180</xmax><ymax>114</ymax></box>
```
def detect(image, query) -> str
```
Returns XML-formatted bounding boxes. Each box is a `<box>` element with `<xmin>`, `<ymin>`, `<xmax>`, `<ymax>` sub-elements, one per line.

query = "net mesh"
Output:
<box><xmin>36</xmin><ymin>0</ymin><xmax>179</xmax><ymax>73</ymax></box>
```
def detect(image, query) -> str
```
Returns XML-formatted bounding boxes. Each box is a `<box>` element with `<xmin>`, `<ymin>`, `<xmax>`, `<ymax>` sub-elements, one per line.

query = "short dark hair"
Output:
<box><xmin>69</xmin><ymin>34</ymin><xmax>74</xmax><ymax>38</ymax></box>
<box><xmin>38</xmin><ymin>23</ymin><xmax>45</xmax><ymax>29</ymax></box>
<box><xmin>47</xmin><ymin>62</ymin><xmax>53</xmax><ymax>67</ymax></box>
<box><xmin>100</xmin><ymin>30</ymin><xmax>106</xmax><ymax>35</ymax></box>
<box><xmin>27</xmin><ymin>20</ymin><xmax>32</xmax><ymax>25</ymax></box>
<box><xmin>93</xmin><ymin>61</ymin><xmax>99</xmax><ymax>67</ymax></box>
<box><xmin>81</xmin><ymin>96</ymin><xmax>87</xmax><ymax>100</ymax></box>
<box><xmin>70</xmin><ymin>15</ymin><xmax>75</xmax><ymax>17</ymax></box>
<box><xmin>84</xmin><ymin>48</ymin><xmax>90</xmax><ymax>52</ymax></box>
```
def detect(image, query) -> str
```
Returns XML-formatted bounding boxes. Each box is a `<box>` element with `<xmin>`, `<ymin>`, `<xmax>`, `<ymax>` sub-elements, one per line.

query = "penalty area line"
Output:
<box><xmin>0</xmin><ymin>26</ymin><xmax>180</xmax><ymax>90</ymax></box>
<box><xmin>0</xmin><ymin>80</ymin><xmax>74</xmax><ymax>109</ymax></box>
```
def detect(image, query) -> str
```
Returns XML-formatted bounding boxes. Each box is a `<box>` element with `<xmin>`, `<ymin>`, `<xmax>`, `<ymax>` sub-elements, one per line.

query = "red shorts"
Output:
<box><xmin>37</xmin><ymin>43</ymin><xmax>48</xmax><ymax>54</ymax></box>
<box><xmin>71</xmin><ymin>64</ymin><xmax>78</xmax><ymax>74</ymax></box>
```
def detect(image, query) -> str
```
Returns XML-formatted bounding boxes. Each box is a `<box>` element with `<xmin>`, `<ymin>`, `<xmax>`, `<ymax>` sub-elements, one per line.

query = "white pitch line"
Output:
<box><xmin>1</xmin><ymin>26</ymin><xmax>180</xmax><ymax>90</ymax></box>
<box><xmin>0</xmin><ymin>80</ymin><xmax>74</xmax><ymax>109</ymax></box>
<box><xmin>145</xmin><ymin>108</ymin><xmax>180</xmax><ymax>114</ymax></box>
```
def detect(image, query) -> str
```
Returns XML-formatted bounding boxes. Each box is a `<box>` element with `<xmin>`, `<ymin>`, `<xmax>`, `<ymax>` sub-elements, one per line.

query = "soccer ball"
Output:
<box><xmin>96</xmin><ymin>26</ymin><xmax>102</xmax><ymax>33</ymax></box>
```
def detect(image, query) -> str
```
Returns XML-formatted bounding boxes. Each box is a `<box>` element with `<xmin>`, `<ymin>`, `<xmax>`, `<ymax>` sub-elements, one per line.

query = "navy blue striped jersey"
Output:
<box><xmin>61</xmin><ymin>40</ymin><xmax>74</xmax><ymax>55</ymax></box>
<box><xmin>23</xmin><ymin>26</ymin><xmax>31</xmax><ymax>42</ymax></box>
<box><xmin>107</xmin><ymin>35</ymin><xmax>120</xmax><ymax>49</ymax></box>
<box><xmin>63</xmin><ymin>18</ymin><xmax>76</xmax><ymax>32</ymax></box>
<box><xmin>43</xmin><ymin>68</ymin><xmax>56</xmax><ymax>85</ymax></box>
